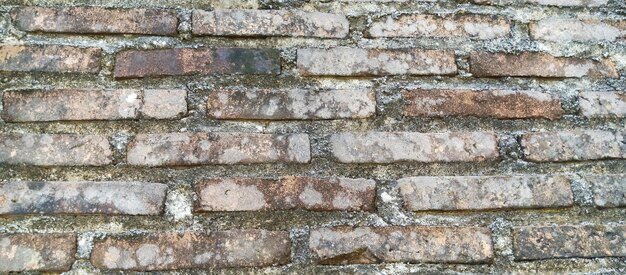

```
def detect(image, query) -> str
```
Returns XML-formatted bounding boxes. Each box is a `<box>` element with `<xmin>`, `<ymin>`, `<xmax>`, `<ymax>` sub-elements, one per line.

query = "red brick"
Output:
<box><xmin>521</xmin><ymin>130</ymin><xmax>626</xmax><ymax>162</ymax></box>
<box><xmin>90</xmin><ymin>230</ymin><xmax>290</xmax><ymax>270</ymax></box>
<box><xmin>114</xmin><ymin>48</ymin><xmax>280</xmax><ymax>78</ymax></box>
<box><xmin>369</xmin><ymin>14</ymin><xmax>510</xmax><ymax>39</ymax></box>
<box><xmin>12</xmin><ymin>7</ymin><xmax>178</xmax><ymax>35</ymax></box>
<box><xmin>0</xmin><ymin>233</ymin><xmax>76</xmax><ymax>272</ymax></box>
<box><xmin>0</xmin><ymin>44</ymin><xmax>101</xmax><ymax>73</ymax></box>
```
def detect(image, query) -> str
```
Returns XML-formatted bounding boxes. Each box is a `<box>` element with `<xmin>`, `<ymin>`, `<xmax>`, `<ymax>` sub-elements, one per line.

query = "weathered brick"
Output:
<box><xmin>583</xmin><ymin>174</ymin><xmax>626</xmax><ymax>208</ymax></box>
<box><xmin>12</xmin><ymin>7</ymin><xmax>178</xmax><ymax>35</ymax></box>
<box><xmin>0</xmin><ymin>44</ymin><xmax>101</xmax><ymax>73</ymax></box>
<box><xmin>521</xmin><ymin>130</ymin><xmax>626</xmax><ymax>162</ymax></box>
<box><xmin>369</xmin><ymin>14</ymin><xmax>510</xmax><ymax>39</ymax></box>
<box><xmin>207</xmin><ymin>89</ymin><xmax>375</xmax><ymax>120</ymax></box>
<box><xmin>330</xmin><ymin>132</ymin><xmax>498</xmax><ymax>163</ymax></box>
<box><xmin>309</xmin><ymin>227</ymin><xmax>493</xmax><ymax>264</ymax></box>
<box><xmin>398</xmin><ymin>175</ymin><xmax>573</xmax><ymax>211</ymax></box>
<box><xmin>0</xmin><ymin>133</ymin><xmax>112</xmax><ymax>166</ymax></box>
<box><xmin>471</xmin><ymin>0</ymin><xmax>607</xmax><ymax>7</ymax></box>
<box><xmin>114</xmin><ymin>48</ymin><xmax>280</xmax><ymax>79</ymax></box>
<box><xmin>0</xmin><ymin>233</ymin><xmax>76</xmax><ymax>272</ymax></box>
<box><xmin>127</xmin><ymin>132</ymin><xmax>310</xmax><ymax>166</ymax></box>
<box><xmin>2</xmin><ymin>89</ymin><xmax>186</xmax><ymax>122</ymax></box>
<box><xmin>297</xmin><ymin>48</ymin><xmax>457</xmax><ymax>76</ymax></box>
<box><xmin>470</xmin><ymin>52</ymin><xmax>618</xmax><ymax>78</ymax></box>
<box><xmin>530</xmin><ymin>18</ymin><xmax>625</xmax><ymax>42</ymax></box>
<box><xmin>514</xmin><ymin>225</ymin><xmax>626</xmax><ymax>260</ymax></box>
<box><xmin>579</xmin><ymin>91</ymin><xmax>626</xmax><ymax>118</ymax></box>
<box><xmin>195</xmin><ymin>176</ymin><xmax>375</xmax><ymax>211</ymax></box>
<box><xmin>0</xmin><ymin>181</ymin><xmax>167</xmax><ymax>215</ymax></box>
<box><xmin>193</xmin><ymin>9</ymin><xmax>348</xmax><ymax>38</ymax></box>
<box><xmin>91</xmin><ymin>230</ymin><xmax>290</xmax><ymax>270</ymax></box>
<box><xmin>402</xmin><ymin>89</ymin><xmax>563</xmax><ymax>120</ymax></box>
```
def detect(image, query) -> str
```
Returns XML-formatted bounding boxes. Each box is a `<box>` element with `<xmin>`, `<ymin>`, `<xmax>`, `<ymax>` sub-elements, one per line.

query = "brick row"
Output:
<box><xmin>471</xmin><ymin>0</ymin><xmax>608</xmax><ymax>7</ymax></box>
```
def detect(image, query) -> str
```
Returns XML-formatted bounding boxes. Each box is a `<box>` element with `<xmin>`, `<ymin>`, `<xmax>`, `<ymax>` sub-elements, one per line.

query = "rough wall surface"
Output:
<box><xmin>0</xmin><ymin>0</ymin><xmax>625</xmax><ymax>274</ymax></box>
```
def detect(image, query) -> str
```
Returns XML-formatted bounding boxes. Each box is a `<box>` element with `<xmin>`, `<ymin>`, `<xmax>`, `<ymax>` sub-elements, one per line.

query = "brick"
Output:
<box><xmin>330</xmin><ymin>131</ymin><xmax>498</xmax><ymax>163</ymax></box>
<box><xmin>0</xmin><ymin>133</ymin><xmax>112</xmax><ymax>166</ymax></box>
<box><xmin>2</xmin><ymin>89</ymin><xmax>186</xmax><ymax>122</ymax></box>
<box><xmin>192</xmin><ymin>9</ymin><xmax>348</xmax><ymax>38</ymax></box>
<box><xmin>402</xmin><ymin>89</ymin><xmax>563</xmax><ymax>120</ymax></box>
<box><xmin>398</xmin><ymin>175</ymin><xmax>573</xmax><ymax>211</ymax></box>
<box><xmin>90</xmin><ymin>230</ymin><xmax>290</xmax><ymax>270</ymax></box>
<box><xmin>579</xmin><ymin>91</ymin><xmax>626</xmax><ymax>118</ymax></box>
<box><xmin>12</xmin><ymin>7</ymin><xmax>178</xmax><ymax>35</ymax></box>
<box><xmin>521</xmin><ymin>130</ymin><xmax>626</xmax><ymax>162</ymax></box>
<box><xmin>0</xmin><ymin>233</ymin><xmax>76</xmax><ymax>272</ymax></box>
<box><xmin>583</xmin><ymin>174</ymin><xmax>626</xmax><ymax>208</ymax></box>
<box><xmin>470</xmin><ymin>52</ymin><xmax>618</xmax><ymax>78</ymax></box>
<box><xmin>297</xmin><ymin>48</ymin><xmax>457</xmax><ymax>76</ymax></box>
<box><xmin>195</xmin><ymin>176</ymin><xmax>375</xmax><ymax>211</ymax></box>
<box><xmin>471</xmin><ymin>0</ymin><xmax>607</xmax><ymax>7</ymax></box>
<box><xmin>309</xmin><ymin>226</ymin><xmax>493</xmax><ymax>264</ymax></box>
<box><xmin>207</xmin><ymin>89</ymin><xmax>375</xmax><ymax>120</ymax></box>
<box><xmin>0</xmin><ymin>181</ymin><xmax>167</xmax><ymax>215</ymax></box>
<box><xmin>114</xmin><ymin>48</ymin><xmax>280</xmax><ymax>78</ymax></box>
<box><xmin>530</xmin><ymin>18</ymin><xmax>625</xmax><ymax>42</ymax></box>
<box><xmin>369</xmin><ymin>14</ymin><xmax>510</xmax><ymax>39</ymax></box>
<box><xmin>514</xmin><ymin>225</ymin><xmax>626</xmax><ymax>260</ymax></box>
<box><xmin>127</xmin><ymin>132</ymin><xmax>310</xmax><ymax>166</ymax></box>
<box><xmin>0</xmin><ymin>44</ymin><xmax>100</xmax><ymax>73</ymax></box>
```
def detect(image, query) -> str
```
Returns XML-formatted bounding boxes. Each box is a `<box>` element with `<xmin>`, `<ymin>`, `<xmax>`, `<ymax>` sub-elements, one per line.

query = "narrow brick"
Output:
<box><xmin>0</xmin><ymin>44</ymin><xmax>100</xmax><ymax>73</ymax></box>
<box><xmin>114</xmin><ymin>48</ymin><xmax>280</xmax><ymax>79</ymax></box>
<box><xmin>398</xmin><ymin>175</ymin><xmax>573</xmax><ymax>211</ymax></box>
<box><xmin>12</xmin><ymin>7</ymin><xmax>178</xmax><ymax>35</ymax></box>
<box><xmin>91</xmin><ymin>230</ymin><xmax>290</xmax><ymax>270</ymax></box>
<box><xmin>193</xmin><ymin>9</ymin><xmax>348</xmax><ymax>38</ymax></box>
<box><xmin>207</xmin><ymin>89</ymin><xmax>375</xmax><ymax>120</ymax></box>
<box><xmin>127</xmin><ymin>132</ymin><xmax>310</xmax><ymax>166</ymax></box>
<box><xmin>583</xmin><ymin>174</ymin><xmax>626</xmax><ymax>208</ymax></box>
<box><xmin>195</xmin><ymin>176</ymin><xmax>376</xmax><ymax>211</ymax></box>
<box><xmin>310</xmin><ymin>226</ymin><xmax>493</xmax><ymax>264</ymax></box>
<box><xmin>330</xmin><ymin>131</ymin><xmax>498</xmax><ymax>163</ymax></box>
<box><xmin>521</xmin><ymin>130</ymin><xmax>626</xmax><ymax>162</ymax></box>
<box><xmin>514</xmin><ymin>225</ymin><xmax>626</xmax><ymax>260</ymax></box>
<box><xmin>0</xmin><ymin>233</ymin><xmax>76</xmax><ymax>272</ymax></box>
<box><xmin>2</xmin><ymin>89</ymin><xmax>186</xmax><ymax>122</ymax></box>
<box><xmin>0</xmin><ymin>133</ymin><xmax>112</xmax><ymax>166</ymax></box>
<box><xmin>470</xmin><ymin>52</ymin><xmax>618</xmax><ymax>78</ymax></box>
<box><xmin>402</xmin><ymin>89</ymin><xmax>563</xmax><ymax>120</ymax></box>
<box><xmin>297</xmin><ymin>48</ymin><xmax>457</xmax><ymax>76</ymax></box>
<box><xmin>0</xmin><ymin>181</ymin><xmax>167</xmax><ymax>215</ymax></box>
<box><xmin>530</xmin><ymin>18</ymin><xmax>625</xmax><ymax>42</ymax></box>
<box><xmin>579</xmin><ymin>91</ymin><xmax>626</xmax><ymax>118</ymax></box>
<box><xmin>471</xmin><ymin>0</ymin><xmax>608</xmax><ymax>7</ymax></box>
<box><xmin>369</xmin><ymin>14</ymin><xmax>510</xmax><ymax>39</ymax></box>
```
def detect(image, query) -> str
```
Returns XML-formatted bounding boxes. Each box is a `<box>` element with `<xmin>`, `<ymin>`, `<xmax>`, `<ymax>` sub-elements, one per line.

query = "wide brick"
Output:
<box><xmin>330</xmin><ymin>131</ymin><xmax>498</xmax><ymax>163</ymax></box>
<box><xmin>398</xmin><ymin>175</ymin><xmax>573</xmax><ymax>211</ymax></box>
<box><xmin>127</xmin><ymin>132</ymin><xmax>310</xmax><ymax>166</ymax></box>
<box><xmin>0</xmin><ymin>44</ymin><xmax>100</xmax><ymax>73</ymax></box>
<box><xmin>114</xmin><ymin>48</ymin><xmax>280</xmax><ymax>78</ymax></box>
<box><xmin>530</xmin><ymin>18</ymin><xmax>625</xmax><ymax>42</ymax></box>
<box><xmin>207</xmin><ymin>88</ymin><xmax>375</xmax><ymax>120</ymax></box>
<box><xmin>583</xmin><ymin>174</ymin><xmax>626</xmax><ymax>208</ymax></box>
<box><xmin>91</xmin><ymin>230</ymin><xmax>290</xmax><ymax>270</ymax></box>
<box><xmin>0</xmin><ymin>181</ymin><xmax>167</xmax><ymax>215</ymax></box>
<box><xmin>471</xmin><ymin>0</ymin><xmax>607</xmax><ymax>7</ymax></box>
<box><xmin>369</xmin><ymin>14</ymin><xmax>510</xmax><ymax>39</ymax></box>
<box><xmin>12</xmin><ymin>7</ymin><xmax>178</xmax><ymax>35</ymax></box>
<box><xmin>521</xmin><ymin>130</ymin><xmax>626</xmax><ymax>162</ymax></box>
<box><xmin>195</xmin><ymin>176</ymin><xmax>375</xmax><ymax>211</ymax></box>
<box><xmin>402</xmin><ymin>89</ymin><xmax>563</xmax><ymax>120</ymax></box>
<box><xmin>514</xmin><ymin>225</ymin><xmax>626</xmax><ymax>260</ymax></box>
<box><xmin>0</xmin><ymin>233</ymin><xmax>76</xmax><ymax>272</ymax></box>
<box><xmin>470</xmin><ymin>52</ymin><xmax>618</xmax><ymax>78</ymax></box>
<box><xmin>309</xmin><ymin>226</ymin><xmax>493</xmax><ymax>264</ymax></box>
<box><xmin>2</xmin><ymin>89</ymin><xmax>186</xmax><ymax>122</ymax></box>
<box><xmin>579</xmin><ymin>91</ymin><xmax>626</xmax><ymax>118</ymax></box>
<box><xmin>297</xmin><ymin>48</ymin><xmax>457</xmax><ymax>76</ymax></box>
<box><xmin>0</xmin><ymin>133</ymin><xmax>112</xmax><ymax>166</ymax></box>
<box><xmin>193</xmin><ymin>9</ymin><xmax>348</xmax><ymax>38</ymax></box>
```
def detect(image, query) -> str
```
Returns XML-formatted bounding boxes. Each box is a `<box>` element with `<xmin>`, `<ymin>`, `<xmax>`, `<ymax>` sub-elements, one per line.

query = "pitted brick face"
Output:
<box><xmin>579</xmin><ymin>91</ymin><xmax>626</xmax><ymax>118</ymax></box>
<box><xmin>521</xmin><ymin>130</ymin><xmax>626</xmax><ymax>162</ymax></box>
<box><xmin>0</xmin><ymin>233</ymin><xmax>76</xmax><ymax>272</ymax></box>
<box><xmin>368</xmin><ymin>14</ymin><xmax>510</xmax><ymax>39</ymax></box>
<box><xmin>0</xmin><ymin>45</ymin><xmax>101</xmax><ymax>73</ymax></box>
<box><xmin>530</xmin><ymin>18</ymin><xmax>625</xmax><ymax>42</ymax></box>
<box><xmin>583</xmin><ymin>174</ymin><xmax>626</xmax><ymax>207</ymax></box>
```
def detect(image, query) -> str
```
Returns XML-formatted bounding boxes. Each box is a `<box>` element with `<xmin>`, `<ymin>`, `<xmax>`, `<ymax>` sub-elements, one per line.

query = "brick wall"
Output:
<box><xmin>0</xmin><ymin>0</ymin><xmax>624</xmax><ymax>273</ymax></box>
